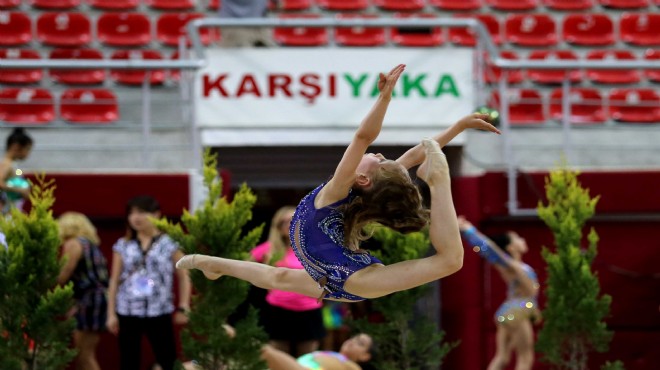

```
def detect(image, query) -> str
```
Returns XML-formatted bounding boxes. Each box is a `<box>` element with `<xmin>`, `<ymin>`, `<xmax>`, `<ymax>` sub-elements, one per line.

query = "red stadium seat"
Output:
<box><xmin>486</xmin><ymin>0</ymin><xmax>538</xmax><ymax>10</ymax></box>
<box><xmin>0</xmin><ymin>49</ymin><xmax>42</xmax><ymax>85</ymax></box>
<box><xmin>430</xmin><ymin>0</ymin><xmax>482</xmax><ymax>11</ymax></box>
<box><xmin>110</xmin><ymin>50</ymin><xmax>166</xmax><ymax>85</ymax></box>
<box><xmin>0</xmin><ymin>0</ymin><xmax>20</xmax><ymax>9</ymax></box>
<box><xmin>0</xmin><ymin>88</ymin><xmax>55</xmax><ymax>124</ymax></box>
<box><xmin>484</xmin><ymin>51</ymin><xmax>524</xmax><ymax>84</ymax></box>
<box><xmin>274</xmin><ymin>14</ymin><xmax>328</xmax><ymax>46</ymax></box>
<box><xmin>89</xmin><ymin>0</ymin><xmax>139</xmax><ymax>10</ymax></box>
<box><xmin>620</xmin><ymin>13</ymin><xmax>660</xmax><ymax>46</ymax></box>
<box><xmin>505</xmin><ymin>14</ymin><xmax>557</xmax><ymax>47</ymax></box>
<box><xmin>598</xmin><ymin>0</ymin><xmax>649</xmax><ymax>8</ymax></box>
<box><xmin>449</xmin><ymin>14</ymin><xmax>501</xmax><ymax>46</ymax></box>
<box><xmin>145</xmin><ymin>0</ymin><xmax>195</xmax><ymax>10</ymax></box>
<box><xmin>0</xmin><ymin>12</ymin><xmax>32</xmax><ymax>46</ymax></box>
<box><xmin>36</xmin><ymin>12</ymin><xmax>91</xmax><ymax>47</ymax></box>
<box><xmin>562</xmin><ymin>13</ymin><xmax>615</xmax><ymax>46</ymax></box>
<box><xmin>643</xmin><ymin>49</ymin><xmax>660</xmax><ymax>83</ymax></box>
<box><xmin>60</xmin><ymin>88</ymin><xmax>119</xmax><ymax>124</ymax></box>
<box><xmin>609</xmin><ymin>88</ymin><xmax>660</xmax><ymax>123</ymax></box>
<box><xmin>391</xmin><ymin>13</ymin><xmax>443</xmax><ymax>47</ymax></box>
<box><xmin>549</xmin><ymin>88</ymin><xmax>606</xmax><ymax>124</ymax></box>
<box><xmin>335</xmin><ymin>14</ymin><xmax>386</xmax><ymax>47</ymax></box>
<box><xmin>586</xmin><ymin>50</ymin><xmax>641</xmax><ymax>84</ymax></box>
<box><xmin>528</xmin><ymin>50</ymin><xmax>582</xmax><ymax>84</ymax></box>
<box><xmin>489</xmin><ymin>90</ymin><xmax>545</xmax><ymax>125</ymax></box>
<box><xmin>208</xmin><ymin>0</ymin><xmax>220</xmax><ymax>10</ymax></box>
<box><xmin>49</xmin><ymin>48</ymin><xmax>105</xmax><ymax>85</ymax></box>
<box><xmin>543</xmin><ymin>0</ymin><xmax>594</xmax><ymax>10</ymax></box>
<box><xmin>373</xmin><ymin>0</ymin><xmax>426</xmax><ymax>11</ymax></box>
<box><xmin>277</xmin><ymin>0</ymin><xmax>312</xmax><ymax>10</ymax></box>
<box><xmin>97</xmin><ymin>12</ymin><xmax>151</xmax><ymax>47</ymax></box>
<box><xmin>31</xmin><ymin>0</ymin><xmax>81</xmax><ymax>9</ymax></box>
<box><xmin>317</xmin><ymin>0</ymin><xmax>369</xmax><ymax>11</ymax></box>
<box><xmin>157</xmin><ymin>13</ymin><xmax>219</xmax><ymax>47</ymax></box>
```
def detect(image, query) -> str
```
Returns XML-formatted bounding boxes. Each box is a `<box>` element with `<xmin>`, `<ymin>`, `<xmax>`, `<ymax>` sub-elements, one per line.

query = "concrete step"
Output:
<box><xmin>18</xmin><ymin>128</ymin><xmax>196</xmax><ymax>172</ymax></box>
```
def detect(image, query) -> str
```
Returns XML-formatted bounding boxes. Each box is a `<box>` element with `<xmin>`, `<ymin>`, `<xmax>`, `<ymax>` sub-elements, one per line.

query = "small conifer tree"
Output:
<box><xmin>0</xmin><ymin>174</ymin><xmax>76</xmax><ymax>370</ymax></box>
<box><xmin>536</xmin><ymin>168</ymin><xmax>614</xmax><ymax>370</ymax></box>
<box><xmin>154</xmin><ymin>150</ymin><xmax>267</xmax><ymax>370</ymax></box>
<box><xmin>351</xmin><ymin>226</ymin><xmax>458</xmax><ymax>370</ymax></box>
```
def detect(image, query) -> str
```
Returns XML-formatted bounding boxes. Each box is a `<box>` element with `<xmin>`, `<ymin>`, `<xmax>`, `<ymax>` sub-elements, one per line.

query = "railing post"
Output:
<box><xmin>561</xmin><ymin>75</ymin><xmax>573</xmax><ymax>163</ymax></box>
<box><xmin>141</xmin><ymin>71</ymin><xmax>152</xmax><ymax>168</ymax></box>
<box><xmin>499</xmin><ymin>73</ymin><xmax>518</xmax><ymax>215</ymax></box>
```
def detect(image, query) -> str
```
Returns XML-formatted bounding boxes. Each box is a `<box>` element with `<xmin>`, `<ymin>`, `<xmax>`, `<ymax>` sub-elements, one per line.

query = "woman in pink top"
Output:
<box><xmin>251</xmin><ymin>206</ymin><xmax>326</xmax><ymax>357</ymax></box>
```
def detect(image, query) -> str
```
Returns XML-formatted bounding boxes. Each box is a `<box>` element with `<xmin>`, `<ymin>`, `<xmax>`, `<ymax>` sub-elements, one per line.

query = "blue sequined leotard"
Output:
<box><xmin>290</xmin><ymin>183</ymin><xmax>382</xmax><ymax>301</ymax></box>
<box><xmin>494</xmin><ymin>263</ymin><xmax>539</xmax><ymax>323</ymax></box>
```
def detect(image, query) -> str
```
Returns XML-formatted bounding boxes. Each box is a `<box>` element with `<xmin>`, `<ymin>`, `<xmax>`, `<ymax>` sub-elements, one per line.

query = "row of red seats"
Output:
<box><xmin>0</xmin><ymin>87</ymin><xmax>118</xmax><ymax>123</ymax></box>
<box><xmin>1</xmin><ymin>47</ymin><xmax>657</xmax><ymax>86</ymax></box>
<box><xmin>0</xmin><ymin>0</ymin><xmax>195</xmax><ymax>10</ymax></box>
<box><xmin>486</xmin><ymin>49</ymin><xmax>660</xmax><ymax>84</ymax></box>
<box><xmin>1</xmin><ymin>0</ymin><xmax>659</xmax><ymax>11</ymax></box>
<box><xmin>0</xmin><ymin>86</ymin><xmax>657</xmax><ymax>125</ymax></box>
<box><xmin>1</xmin><ymin>11</ymin><xmax>659</xmax><ymax>48</ymax></box>
<box><xmin>0</xmin><ymin>49</ymin><xmax>183</xmax><ymax>85</ymax></box>
<box><xmin>274</xmin><ymin>13</ymin><xmax>660</xmax><ymax>47</ymax></box>
<box><xmin>490</xmin><ymin>88</ymin><xmax>660</xmax><ymax>124</ymax></box>
<box><xmin>0</xmin><ymin>12</ymin><xmax>218</xmax><ymax>47</ymax></box>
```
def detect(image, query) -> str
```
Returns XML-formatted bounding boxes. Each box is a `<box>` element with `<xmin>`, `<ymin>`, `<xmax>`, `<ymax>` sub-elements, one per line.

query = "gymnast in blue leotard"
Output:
<box><xmin>458</xmin><ymin>216</ymin><xmax>540</xmax><ymax>370</ymax></box>
<box><xmin>175</xmin><ymin>64</ymin><xmax>500</xmax><ymax>302</ymax></box>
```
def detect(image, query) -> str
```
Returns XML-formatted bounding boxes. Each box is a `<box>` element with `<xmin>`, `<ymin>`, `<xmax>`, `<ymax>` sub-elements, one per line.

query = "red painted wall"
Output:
<box><xmin>443</xmin><ymin>171</ymin><xmax>660</xmax><ymax>370</ymax></box>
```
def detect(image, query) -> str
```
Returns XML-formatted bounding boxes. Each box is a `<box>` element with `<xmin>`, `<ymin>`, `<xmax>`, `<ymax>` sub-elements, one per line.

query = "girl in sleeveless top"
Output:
<box><xmin>0</xmin><ymin>128</ymin><xmax>33</xmax><ymax>215</ymax></box>
<box><xmin>458</xmin><ymin>216</ymin><xmax>540</xmax><ymax>370</ymax></box>
<box><xmin>176</xmin><ymin>64</ymin><xmax>500</xmax><ymax>301</ymax></box>
<box><xmin>57</xmin><ymin>212</ymin><xmax>109</xmax><ymax>370</ymax></box>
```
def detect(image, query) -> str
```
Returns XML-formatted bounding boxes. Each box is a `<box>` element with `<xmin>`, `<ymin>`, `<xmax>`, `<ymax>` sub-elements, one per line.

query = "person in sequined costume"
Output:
<box><xmin>458</xmin><ymin>216</ymin><xmax>540</xmax><ymax>370</ymax></box>
<box><xmin>176</xmin><ymin>64</ymin><xmax>500</xmax><ymax>302</ymax></box>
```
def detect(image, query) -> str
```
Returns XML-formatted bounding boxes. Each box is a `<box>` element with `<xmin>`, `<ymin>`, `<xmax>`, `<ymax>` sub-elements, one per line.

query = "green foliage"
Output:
<box><xmin>154</xmin><ymin>149</ymin><xmax>267</xmax><ymax>370</ymax></box>
<box><xmin>536</xmin><ymin>168</ymin><xmax>614</xmax><ymax>370</ymax></box>
<box><xmin>601</xmin><ymin>360</ymin><xmax>625</xmax><ymax>370</ymax></box>
<box><xmin>0</xmin><ymin>174</ymin><xmax>76</xmax><ymax>370</ymax></box>
<box><xmin>351</xmin><ymin>226</ymin><xmax>458</xmax><ymax>370</ymax></box>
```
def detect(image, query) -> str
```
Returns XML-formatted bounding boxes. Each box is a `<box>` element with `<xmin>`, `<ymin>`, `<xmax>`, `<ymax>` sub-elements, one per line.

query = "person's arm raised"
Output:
<box><xmin>396</xmin><ymin>113</ymin><xmax>500</xmax><ymax>170</ymax></box>
<box><xmin>321</xmin><ymin>64</ymin><xmax>406</xmax><ymax>202</ymax></box>
<box><xmin>458</xmin><ymin>216</ymin><xmax>513</xmax><ymax>268</ymax></box>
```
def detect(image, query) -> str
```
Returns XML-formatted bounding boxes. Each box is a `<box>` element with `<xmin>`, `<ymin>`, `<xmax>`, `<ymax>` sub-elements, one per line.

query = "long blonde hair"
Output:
<box><xmin>339</xmin><ymin>165</ymin><xmax>429</xmax><ymax>251</ymax></box>
<box><xmin>57</xmin><ymin>212</ymin><xmax>100</xmax><ymax>245</ymax></box>
<box><xmin>264</xmin><ymin>206</ymin><xmax>296</xmax><ymax>265</ymax></box>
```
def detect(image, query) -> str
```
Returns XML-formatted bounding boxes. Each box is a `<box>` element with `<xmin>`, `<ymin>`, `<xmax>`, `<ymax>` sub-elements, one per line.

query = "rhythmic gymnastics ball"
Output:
<box><xmin>474</xmin><ymin>106</ymin><xmax>500</xmax><ymax>127</ymax></box>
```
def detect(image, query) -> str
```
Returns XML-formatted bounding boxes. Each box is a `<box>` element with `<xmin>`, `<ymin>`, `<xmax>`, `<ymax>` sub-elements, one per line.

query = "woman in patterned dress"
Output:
<box><xmin>106</xmin><ymin>195</ymin><xmax>191</xmax><ymax>370</ymax></box>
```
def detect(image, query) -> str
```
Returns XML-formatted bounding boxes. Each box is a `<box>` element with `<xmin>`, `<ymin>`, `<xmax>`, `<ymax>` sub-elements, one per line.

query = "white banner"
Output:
<box><xmin>195</xmin><ymin>48</ymin><xmax>474</xmax><ymax>129</ymax></box>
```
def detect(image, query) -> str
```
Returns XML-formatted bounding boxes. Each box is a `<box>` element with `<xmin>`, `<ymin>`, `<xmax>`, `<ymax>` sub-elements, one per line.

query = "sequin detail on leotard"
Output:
<box><xmin>290</xmin><ymin>183</ymin><xmax>382</xmax><ymax>301</ymax></box>
<box><xmin>495</xmin><ymin>263</ymin><xmax>539</xmax><ymax>324</ymax></box>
